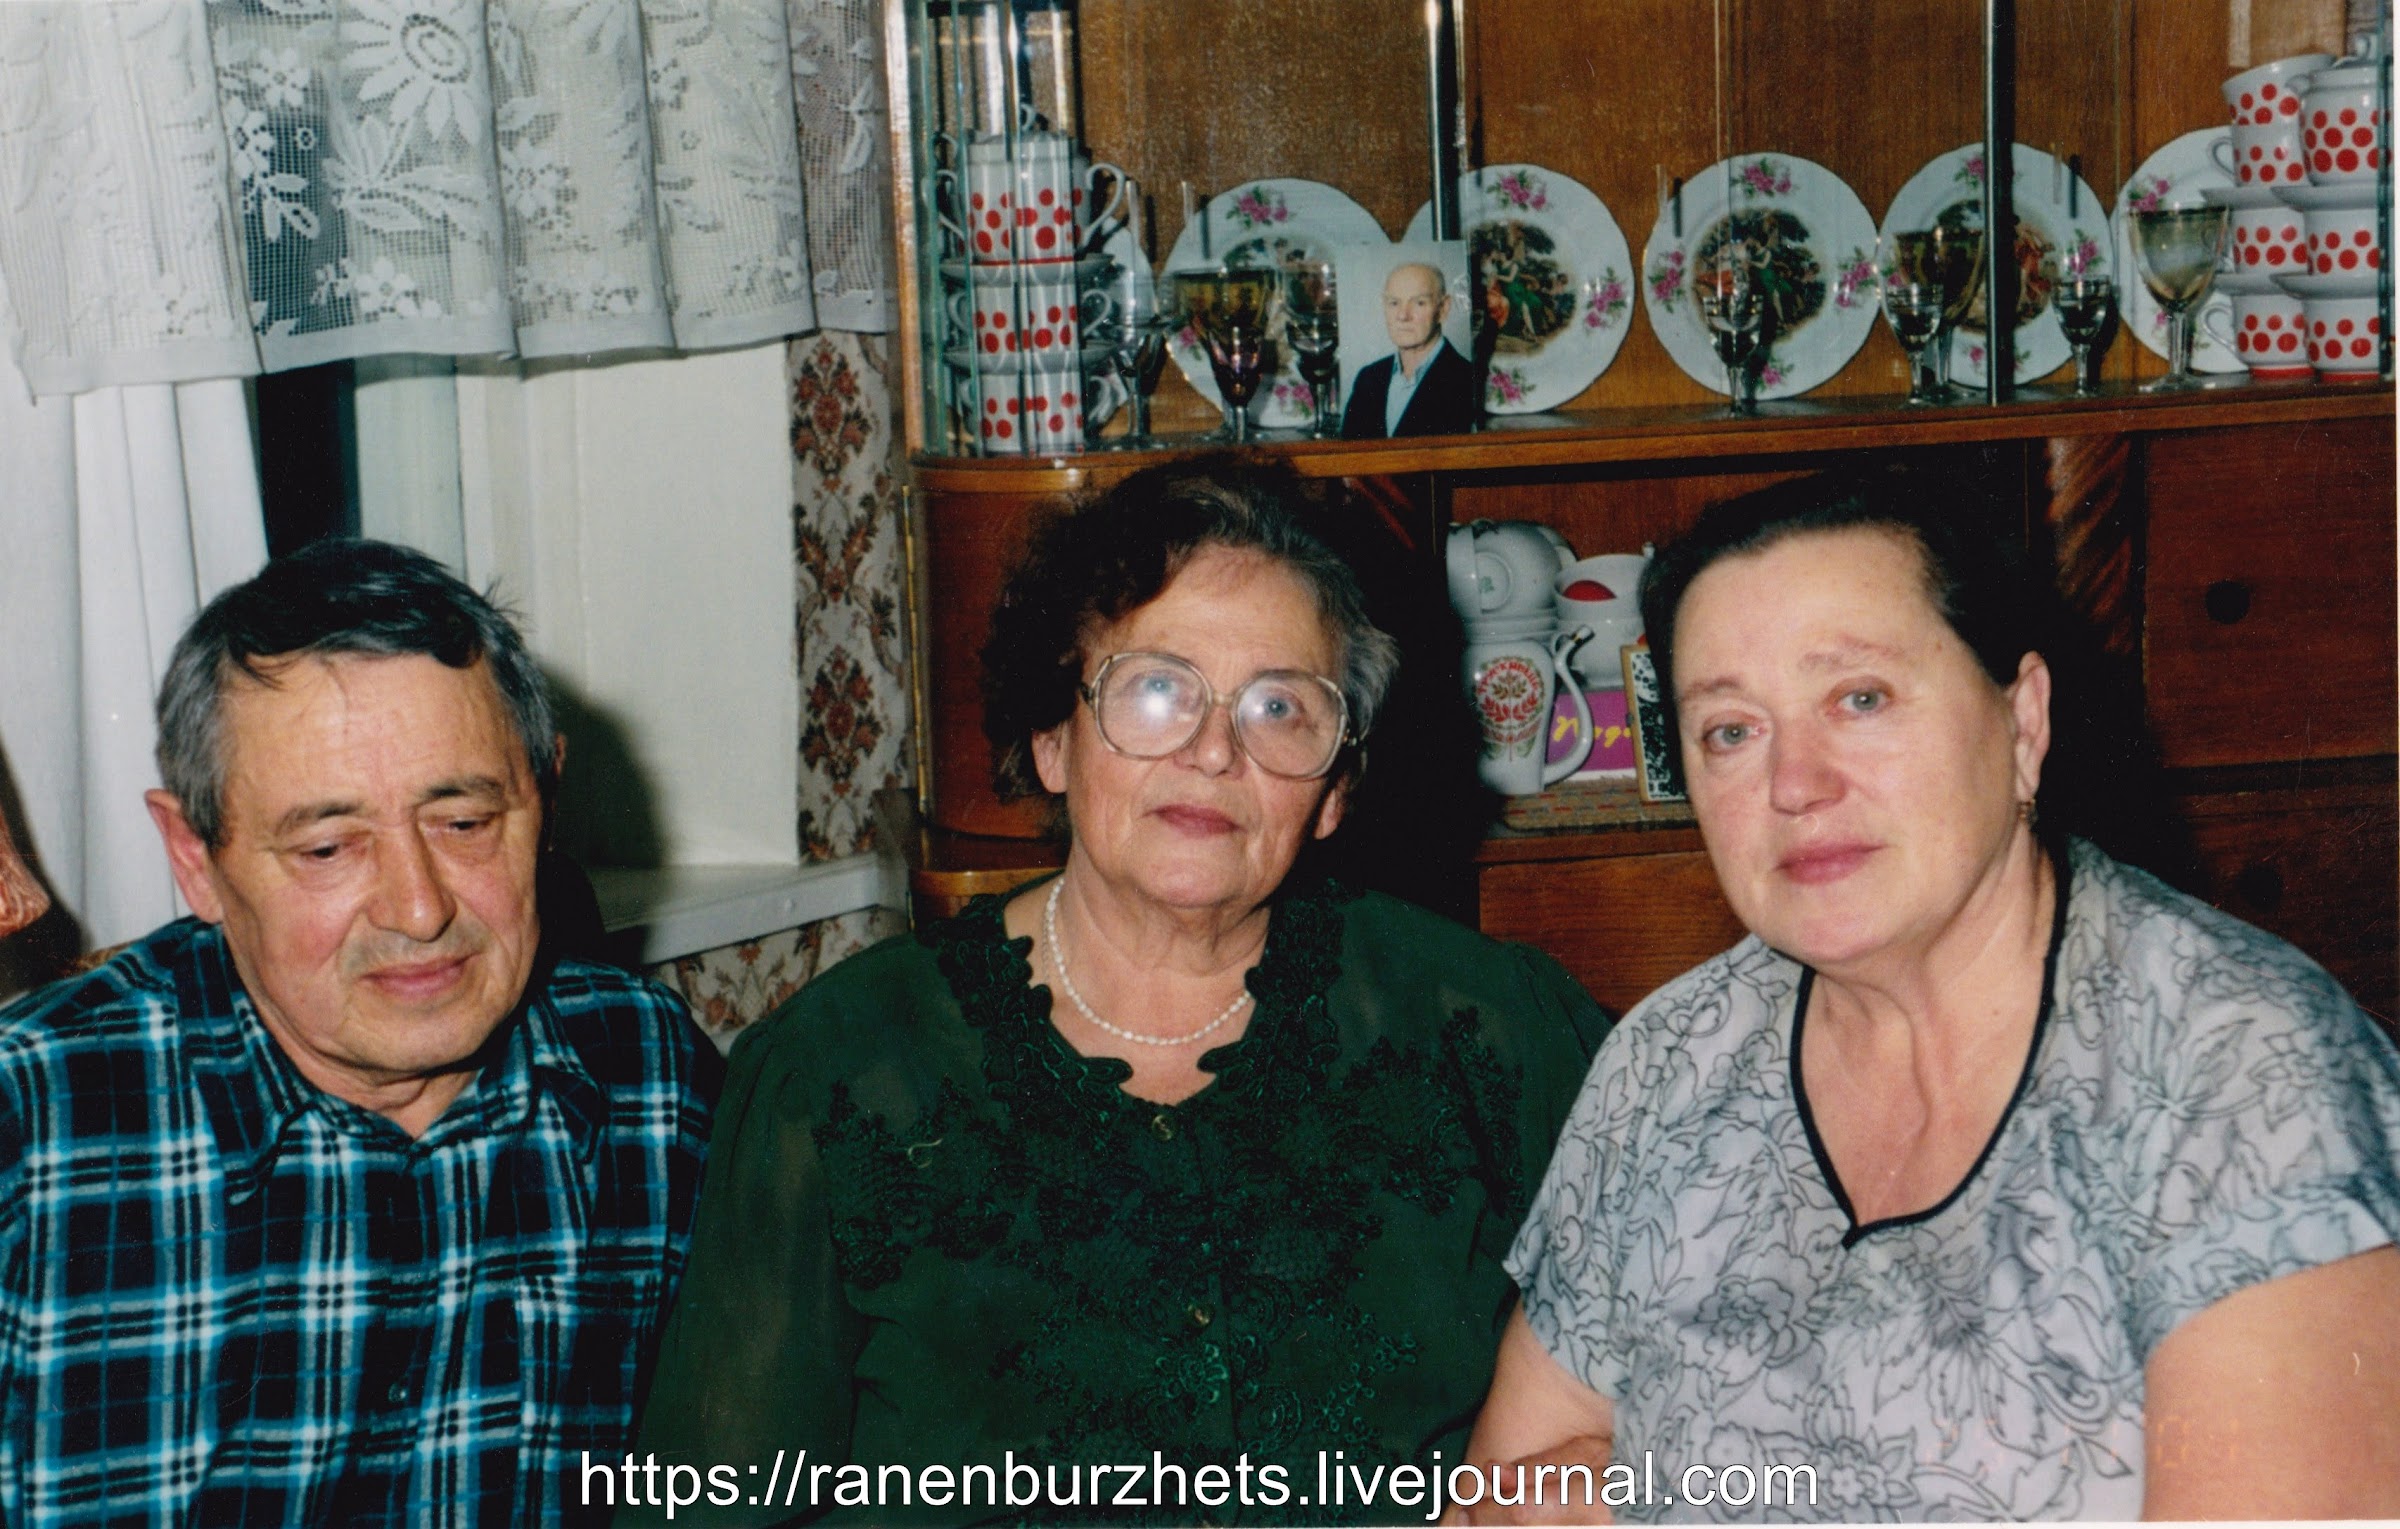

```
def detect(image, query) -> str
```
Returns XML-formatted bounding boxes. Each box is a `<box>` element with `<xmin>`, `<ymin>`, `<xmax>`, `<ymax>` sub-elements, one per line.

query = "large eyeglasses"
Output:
<box><xmin>1081</xmin><ymin>651</ymin><xmax>1354</xmax><ymax>780</ymax></box>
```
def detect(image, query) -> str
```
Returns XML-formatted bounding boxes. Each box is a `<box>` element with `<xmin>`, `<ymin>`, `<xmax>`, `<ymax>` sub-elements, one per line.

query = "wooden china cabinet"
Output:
<box><xmin>887</xmin><ymin>0</ymin><xmax>2399</xmax><ymax>1029</ymax></box>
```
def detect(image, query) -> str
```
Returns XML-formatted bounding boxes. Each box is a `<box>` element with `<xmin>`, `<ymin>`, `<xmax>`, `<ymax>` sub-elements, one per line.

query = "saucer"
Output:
<box><xmin>2201</xmin><ymin>184</ymin><xmax>2292</xmax><ymax>209</ymax></box>
<box><xmin>2272</xmin><ymin>181</ymin><xmax>2387</xmax><ymax>211</ymax></box>
<box><xmin>2272</xmin><ymin>271</ymin><xmax>2383</xmax><ymax>297</ymax></box>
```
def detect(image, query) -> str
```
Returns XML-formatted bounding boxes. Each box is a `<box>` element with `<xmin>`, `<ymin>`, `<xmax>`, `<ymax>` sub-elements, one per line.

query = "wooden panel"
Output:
<box><xmin>2142</xmin><ymin>416</ymin><xmax>2398</xmax><ymax>767</ymax></box>
<box><xmin>920</xmin><ymin>487</ymin><xmax>1071</xmax><ymax>837</ymax></box>
<box><xmin>1480</xmin><ymin>849</ymin><xmax>1751</xmax><ymax>1016</ymax></box>
<box><xmin>2179</xmin><ymin>778</ymin><xmax>2399</xmax><ymax>1033</ymax></box>
<box><xmin>1081</xmin><ymin>0</ymin><xmax>1432</xmax><ymax>435</ymax></box>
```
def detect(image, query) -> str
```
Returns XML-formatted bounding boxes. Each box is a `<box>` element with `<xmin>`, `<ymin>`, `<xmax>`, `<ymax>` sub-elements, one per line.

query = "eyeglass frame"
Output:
<box><xmin>1076</xmin><ymin>649</ymin><xmax>1358</xmax><ymax>780</ymax></box>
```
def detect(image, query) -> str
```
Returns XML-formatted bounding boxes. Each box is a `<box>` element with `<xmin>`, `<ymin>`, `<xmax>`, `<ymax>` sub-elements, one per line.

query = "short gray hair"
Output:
<box><xmin>157</xmin><ymin>539</ymin><xmax>555</xmax><ymax>847</ymax></box>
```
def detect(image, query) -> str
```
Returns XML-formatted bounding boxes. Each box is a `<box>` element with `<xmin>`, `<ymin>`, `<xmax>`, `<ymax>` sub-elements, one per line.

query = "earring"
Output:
<box><xmin>2017</xmin><ymin>797</ymin><xmax>2039</xmax><ymax>829</ymax></box>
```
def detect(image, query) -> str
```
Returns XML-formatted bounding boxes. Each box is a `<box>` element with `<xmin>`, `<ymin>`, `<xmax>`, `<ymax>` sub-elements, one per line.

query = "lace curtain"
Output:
<box><xmin>0</xmin><ymin>0</ymin><xmax>892</xmax><ymax>397</ymax></box>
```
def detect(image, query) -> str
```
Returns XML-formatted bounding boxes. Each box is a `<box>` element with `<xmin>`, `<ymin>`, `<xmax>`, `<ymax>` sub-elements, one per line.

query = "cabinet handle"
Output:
<box><xmin>2235</xmin><ymin>861</ymin><xmax>2285</xmax><ymax>915</ymax></box>
<box><xmin>2203</xmin><ymin>580</ymin><xmax>2252</xmax><ymax>625</ymax></box>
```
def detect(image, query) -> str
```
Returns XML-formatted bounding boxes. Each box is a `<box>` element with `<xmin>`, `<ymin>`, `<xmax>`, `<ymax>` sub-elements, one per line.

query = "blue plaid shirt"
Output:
<box><xmin>0</xmin><ymin>919</ymin><xmax>715</xmax><ymax>1526</ymax></box>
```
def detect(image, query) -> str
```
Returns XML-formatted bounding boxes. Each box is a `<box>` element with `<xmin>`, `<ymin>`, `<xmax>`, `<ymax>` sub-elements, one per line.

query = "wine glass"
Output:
<box><xmin>2053</xmin><ymin>272</ymin><xmax>2117</xmax><ymax>397</ymax></box>
<box><xmin>2129</xmin><ymin>205</ymin><xmax>2231</xmax><ymax>392</ymax></box>
<box><xmin>1873</xmin><ymin>237</ymin><xmax>1947</xmax><ymax>405</ymax></box>
<box><xmin>1887</xmin><ymin>224</ymin><xmax>1985</xmax><ymax>398</ymax></box>
<box><xmin>1280</xmin><ymin>259</ymin><xmax>1341</xmax><ymax>438</ymax></box>
<box><xmin>1172</xmin><ymin>269</ymin><xmax>1276</xmax><ymax>442</ymax></box>
<box><xmin>1095</xmin><ymin>263</ymin><xmax>1181</xmax><ymax>449</ymax></box>
<box><xmin>1693</xmin><ymin>238</ymin><xmax>1767</xmax><ymax>415</ymax></box>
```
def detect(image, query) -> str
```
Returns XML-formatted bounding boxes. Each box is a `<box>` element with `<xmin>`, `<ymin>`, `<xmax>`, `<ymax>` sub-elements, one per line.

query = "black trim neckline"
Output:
<box><xmin>1789</xmin><ymin>839</ymin><xmax>2074</xmax><ymax>1249</ymax></box>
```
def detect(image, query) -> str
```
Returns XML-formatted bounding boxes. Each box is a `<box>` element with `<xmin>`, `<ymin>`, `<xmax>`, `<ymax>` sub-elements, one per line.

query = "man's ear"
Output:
<box><xmin>145</xmin><ymin>790</ymin><xmax>225</xmax><ymax>924</ymax></box>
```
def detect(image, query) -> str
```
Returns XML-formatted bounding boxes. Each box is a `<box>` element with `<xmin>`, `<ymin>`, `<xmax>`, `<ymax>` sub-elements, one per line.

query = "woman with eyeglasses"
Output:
<box><xmin>632</xmin><ymin>460</ymin><xmax>1610</xmax><ymax>1525</ymax></box>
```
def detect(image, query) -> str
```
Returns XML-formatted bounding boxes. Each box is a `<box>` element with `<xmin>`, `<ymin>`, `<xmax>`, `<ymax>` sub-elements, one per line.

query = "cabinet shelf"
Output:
<box><xmin>912</xmin><ymin>379</ymin><xmax>2393</xmax><ymax>489</ymax></box>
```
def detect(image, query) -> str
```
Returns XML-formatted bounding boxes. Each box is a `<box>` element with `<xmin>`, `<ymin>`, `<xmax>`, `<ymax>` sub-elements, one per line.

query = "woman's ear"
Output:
<box><xmin>2007</xmin><ymin>651</ymin><xmax>2053</xmax><ymax>806</ymax></box>
<box><xmin>1031</xmin><ymin>722</ymin><xmax>1070</xmax><ymax>798</ymax></box>
<box><xmin>1311</xmin><ymin>758</ymin><xmax>1356</xmax><ymax>841</ymax></box>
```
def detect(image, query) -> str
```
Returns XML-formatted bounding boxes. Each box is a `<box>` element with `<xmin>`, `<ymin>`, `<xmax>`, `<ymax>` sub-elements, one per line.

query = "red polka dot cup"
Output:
<box><xmin>2226</xmin><ymin>281</ymin><xmax>2313</xmax><ymax>380</ymax></box>
<box><xmin>2300</xmin><ymin>62</ymin><xmax>2386</xmax><ymax>185</ymax></box>
<box><xmin>2296</xmin><ymin>291</ymin><xmax>2387</xmax><ymax>378</ymax></box>
<box><xmin>950</xmin><ymin>267</ymin><xmax>1115</xmax><ymax>365</ymax></box>
<box><xmin>2224</xmin><ymin>53</ymin><xmax>2330</xmax><ymax>187</ymax></box>
<box><xmin>939</xmin><ymin>132</ymin><xmax>1131</xmax><ymax>265</ymax></box>
<box><xmin>2300</xmin><ymin>204</ymin><xmax>2385</xmax><ymax>278</ymax></box>
<box><xmin>2229</xmin><ymin>202</ymin><xmax>2309</xmax><ymax>273</ymax></box>
<box><xmin>975</xmin><ymin>358</ymin><xmax>1129</xmax><ymax>454</ymax></box>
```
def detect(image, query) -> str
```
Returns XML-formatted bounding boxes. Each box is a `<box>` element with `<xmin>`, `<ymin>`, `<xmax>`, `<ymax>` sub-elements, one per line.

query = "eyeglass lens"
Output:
<box><xmin>1092</xmin><ymin>653</ymin><xmax>1344</xmax><ymax>778</ymax></box>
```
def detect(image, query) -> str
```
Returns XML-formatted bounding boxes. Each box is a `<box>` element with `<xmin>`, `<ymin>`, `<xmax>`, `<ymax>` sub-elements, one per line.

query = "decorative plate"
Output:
<box><xmin>1884</xmin><ymin>142</ymin><xmax>2112</xmax><ymax>386</ymax></box>
<box><xmin>1639</xmin><ymin>154</ymin><xmax>1877</xmax><ymax>400</ymax></box>
<box><xmin>2112</xmin><ymin>130</ymin><xmax>2243</xmax><ymax>375</ymax></box>
<box><xmin>1403</xmin><ymin>164</ymin><xmax>1635</xmax><ymax>412</ymax></box>
<box><xmin>1162</xmin><ymin>178</ymin><xmax>1385</xmax><ymax>429</ymax></box>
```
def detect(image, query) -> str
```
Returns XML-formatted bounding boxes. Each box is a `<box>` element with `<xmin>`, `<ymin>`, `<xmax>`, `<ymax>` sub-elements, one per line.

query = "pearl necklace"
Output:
<box><xmin>1044</xmin><ymin>878</ymin><xmax>1252</xmax><ymax>1048</ymax></box>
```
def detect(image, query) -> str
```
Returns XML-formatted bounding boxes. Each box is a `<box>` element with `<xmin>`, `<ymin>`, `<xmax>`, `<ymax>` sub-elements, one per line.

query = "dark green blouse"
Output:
<box><xmin>632</xmin><ymin>880</ymin><xmax>1609</xmax><ymax>1526</ymax></box>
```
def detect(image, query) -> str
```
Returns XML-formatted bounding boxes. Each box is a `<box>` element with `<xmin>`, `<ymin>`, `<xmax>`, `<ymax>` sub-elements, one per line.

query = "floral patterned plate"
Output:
<box><xmin>1640</xmin><ymin>154</ymin><xmax>1877</xmax><ymax>400</ymax></box>
<box><xmin>1162</xmin><ymin>178</ymin><xmax>1386</xmax><ymax>429</ymax></box>
<box><xmin>1403</xmin><ymin>165</ymin><xmax>1635</xmax><ymax>413</ymax></box>
<box><xmin>2114</xmin><ymin>129</ymin><xmax>2245</xmax><ymax>375</ymax></box>
<box><xmin>1884</xmin><ymin>143</ymin><xmax>2112</xmax><ymax>387</ymax></box>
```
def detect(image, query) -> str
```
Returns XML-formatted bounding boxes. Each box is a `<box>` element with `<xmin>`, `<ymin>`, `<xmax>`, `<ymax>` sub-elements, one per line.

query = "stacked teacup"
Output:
<box><xmin>2213</xmin><ymin>55</ymin><xmax>2336</xmax><ymax>378</ymax></box>
<box><xmin>938</xmin><ymin>127</ymin><xmax>1131</xmax><ymax>451</ymax></box>
<box><xmin>2267</xmin><ymin>52</ymin><xmax>2390</xmax><ymax>378</ymax></box>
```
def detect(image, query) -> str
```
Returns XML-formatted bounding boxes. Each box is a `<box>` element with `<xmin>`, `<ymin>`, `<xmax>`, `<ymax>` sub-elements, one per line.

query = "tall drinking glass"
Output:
<box><xmin>1693</xmin><ymin>239</ymin><xmax>1767</xmax><ymax>415</ymax></box>
<box><xmin>1874</xmin><ymin>235</ymin><xmax>1947</xmax><ymax>404</ymax></box>
<box><xmin>1281</xmin><ymin>260</ymin><xmax>1342</xmax><ymax>438</ymax></box>
<box><xmin>1887</xmin><ymin>224</ymin><xmax>1985</xmax><ymax>397</ymax></box>
<box><xmin>1097</xmin><ymin>264</ymin><xmax>1181</xmax><ymax>449</ymax></box>
<box><xmin>2053</xmin><ymin>273</ymin><xmax>2117</xmax><ymax>396</ymax></box>
<box><xmin>2129</xmin><ymin>206</ymin><xmax>2231</xmax><ymax>393</ymax></box>
<box><xmin>1173</xmin><ymin>269</ymin><xmax>1275</xmax><ymax>441</ymax></box>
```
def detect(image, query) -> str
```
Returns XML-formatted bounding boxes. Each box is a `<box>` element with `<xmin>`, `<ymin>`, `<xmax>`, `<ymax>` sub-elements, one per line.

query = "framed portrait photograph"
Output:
<box><xmin>1621</xmin><ymin>643</ymin><xmax>1686</xmax><ymax>804</ymax></box>
<box><xmin>1331</xmin><ymin>239</ymin><xmax>1474</xmax><ymax>440</ymax></box>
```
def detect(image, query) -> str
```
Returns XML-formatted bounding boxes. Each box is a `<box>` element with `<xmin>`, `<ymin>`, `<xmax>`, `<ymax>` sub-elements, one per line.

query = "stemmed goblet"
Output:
<box><xmin>1095</xmin><ymin>264</ymin><xmax>1181</xmax><ymax>449</ymax></box>
<box><xmin>1874</xmin><ymin>237</ymin><xmax>1948</xmax><ymax>405</ymax></box>
<box><xmin>2128</xmin><ymin>204</ymin><xmax>2231</xmax><ymax>393</ymax></box>
<box><xmin>2053</xmin><ymin>272</ymin><xmax>2117</xmax><ymax>397</ymax></box>
<box><xmin>1886</xmin><ymin>225</ymin><xmax>1985</xmax><ymax>399</ymax></box>
<box><xmin>1693</xmin><ymin>238</ymin><xmax>1767</xmax><ymax>415</ymax></box>
<box><xmin>1280</xmin><ymin>259</ymin><xmax>1342</xmax><ymax>438</ymax></box>
<box><xmin>1172</xmin><ymin>268</ymin><xmax>1276</xmax><ymax>442</ymax></box>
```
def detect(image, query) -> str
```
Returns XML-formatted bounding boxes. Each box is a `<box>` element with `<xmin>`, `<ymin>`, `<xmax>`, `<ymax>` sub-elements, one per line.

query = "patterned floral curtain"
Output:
<box><xmin>0</xmin><ymin>0</ymin><xmax>892</xmax><ymax>396</ymax></box>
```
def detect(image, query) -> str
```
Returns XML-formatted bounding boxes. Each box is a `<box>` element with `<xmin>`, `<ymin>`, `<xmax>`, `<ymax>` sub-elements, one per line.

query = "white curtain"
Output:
<box><xmin>0</xmin><ymin>334</ymin><xmax>268</xmax><ymax>952</ymax></box>
<box><xmin>0</xmin><ymin>0</ymin><xmax>893</xmax><ymax>397</ymax></box>
<box><xmin>0</xmin><ymin>0</ymin><xmax>893</xmax><ymax>967</ymax></box>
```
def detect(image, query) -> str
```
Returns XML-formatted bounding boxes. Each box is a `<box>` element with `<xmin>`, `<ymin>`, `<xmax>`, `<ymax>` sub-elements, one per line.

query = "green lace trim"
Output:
<box><xmin>811</xmin><ymin>881</ymin><xmax>1528</xmax><ymax>1484</ymax></box>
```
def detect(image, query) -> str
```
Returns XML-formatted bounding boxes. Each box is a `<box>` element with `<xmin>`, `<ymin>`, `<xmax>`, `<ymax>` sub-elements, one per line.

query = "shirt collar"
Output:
<box><xmin>180</xmin><ymin>923</ymin><xmax>606</xmax><ymax>1187</ymax></box>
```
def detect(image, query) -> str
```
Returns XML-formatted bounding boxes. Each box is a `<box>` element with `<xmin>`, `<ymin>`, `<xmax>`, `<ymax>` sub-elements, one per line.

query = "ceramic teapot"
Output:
<box><xmin>1446</xmin><ymin>520</ymin><xmax>1574</xmax><ymax>627</ymax></box>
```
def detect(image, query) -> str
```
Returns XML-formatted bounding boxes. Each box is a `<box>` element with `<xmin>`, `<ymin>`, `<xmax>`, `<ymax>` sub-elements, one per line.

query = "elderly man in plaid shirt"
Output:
<box><xmin>0</xmin><ymin>540</ymin><xmax>716</xmax><ymax>1524</ymax></box>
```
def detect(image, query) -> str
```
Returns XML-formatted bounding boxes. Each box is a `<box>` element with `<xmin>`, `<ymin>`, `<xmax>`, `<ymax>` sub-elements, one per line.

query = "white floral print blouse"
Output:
<box><xmin>1509</xmin><ymin>838</ymin><xmax>2400</xmax><ymax>1521</ymax></box>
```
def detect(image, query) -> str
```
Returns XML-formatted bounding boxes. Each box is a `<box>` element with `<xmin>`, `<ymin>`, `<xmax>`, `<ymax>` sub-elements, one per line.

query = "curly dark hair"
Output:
<box><xmin>980</xmin><ymin>460</ymin><xmax>1402</xmax><ymax>803</ymax></box>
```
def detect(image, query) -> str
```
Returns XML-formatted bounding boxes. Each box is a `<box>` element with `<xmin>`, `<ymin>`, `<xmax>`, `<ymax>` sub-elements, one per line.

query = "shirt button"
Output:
<box><xmin>386</xmin><ymin>1380</ymin><xmax>414</xmax><ymax>1408</ymax></box>
<box><xmin>1188</xmin><ymin>1303</ymin><xmax>1213</xmax><ymax>1329</ymax></box>
<box><xmin>1150</xmin><ymin>1113</ymin><xmax>1175</xmax><ymax>1141</ymax></box>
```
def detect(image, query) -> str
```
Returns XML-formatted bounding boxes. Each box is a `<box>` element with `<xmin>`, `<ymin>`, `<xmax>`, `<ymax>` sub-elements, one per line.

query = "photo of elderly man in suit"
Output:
<box><xmin>1341</xmin><ymin>257</ymin><xmax>1476</xmax><ymax>439</ymax></box>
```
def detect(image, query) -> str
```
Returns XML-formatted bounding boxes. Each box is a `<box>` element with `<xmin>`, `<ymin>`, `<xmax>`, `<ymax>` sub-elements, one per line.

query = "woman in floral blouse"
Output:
<box><xmin>1472</xmin><ymin>464</ymin><xmax>2400</xmax><ymax>1522</ymax></box>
